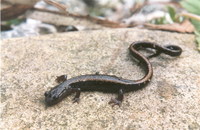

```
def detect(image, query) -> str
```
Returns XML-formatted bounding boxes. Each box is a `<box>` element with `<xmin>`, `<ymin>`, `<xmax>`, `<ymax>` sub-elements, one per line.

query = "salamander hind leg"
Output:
<box><xmin>147</xmin><ymin>50</ymin><xmax>161</xmax><ymax>59</ymax></box>
<box><xmin>55</xmin><ymin>75</ymin><xmax>68</xmax><ymax>83</ymax></box>
<box><xmin>108</xmin><ymin>89</ymin><xmax>124</xmax><ymax>107</ymax></box>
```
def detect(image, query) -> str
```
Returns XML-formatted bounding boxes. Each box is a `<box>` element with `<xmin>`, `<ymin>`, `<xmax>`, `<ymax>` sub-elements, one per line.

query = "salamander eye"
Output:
<box><xmin>44</xmin><ymin>91</ymin><xmax>49</xmax><ymax>97</ymax></box>
<box><xmin>165</xmin><ymin>45</ymin><xmax>181</xmax><ymax>51</ymax></box>
<box><xmin>53</xmin><ymin>95</ymin><xmax>58</xmax><ymax>100</ymax></box>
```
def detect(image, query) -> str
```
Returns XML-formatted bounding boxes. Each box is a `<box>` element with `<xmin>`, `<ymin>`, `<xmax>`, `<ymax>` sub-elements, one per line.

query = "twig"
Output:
<box><xmin>42</xmin><ymin>0</ymin><xmax>127</xmax><ymax>28</ymax></box>
<box><xmin>43</xmin><ymin>0</ymin><xmax>68</xmax><ymax>13</ymax></box>
<box><xmin>180</xmin><ymin>12</ymin><xmax>200</xmax><ymax>22</ymax></box>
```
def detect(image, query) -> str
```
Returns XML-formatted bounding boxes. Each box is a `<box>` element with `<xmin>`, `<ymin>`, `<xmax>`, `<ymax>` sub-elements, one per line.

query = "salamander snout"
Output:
<box><xmin>44</xmin><ymin>89</ymin><xmax>60</xmax><ymax>106</ymax></box>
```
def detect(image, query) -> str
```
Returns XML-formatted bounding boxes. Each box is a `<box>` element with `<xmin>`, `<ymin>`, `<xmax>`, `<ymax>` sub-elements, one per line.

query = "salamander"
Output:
<box><xmin>44</xmin><ymin>41</ymin><xmax>182</xmax><ymax>106</ymax></box>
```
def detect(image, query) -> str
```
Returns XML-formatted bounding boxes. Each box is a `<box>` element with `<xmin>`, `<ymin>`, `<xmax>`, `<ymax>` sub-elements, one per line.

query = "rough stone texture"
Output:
<box><xmin>1</xmin><ymin>28</ymin><xmax>200</xmax><ymax>129</ymax></box>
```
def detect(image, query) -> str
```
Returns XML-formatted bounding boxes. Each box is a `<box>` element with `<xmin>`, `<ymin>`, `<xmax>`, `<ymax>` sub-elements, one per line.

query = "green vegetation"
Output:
<box><xmin>180</xmin><ymin>0</ymin><xmax>200</xmax><ymax>51</ymax></box>
<box><xmin>180</xmin><ymin>0</ymin><xmax>200</xmax><ymax>15</ymax></box>
<box><xmin>6</xmin><ymin>19</ymin><xmax>24</xmax><ymax>26</ymax></box>
<box><xmin>150</xmin><ymin>6</ymin><xmax>184</xmax><ymax>24</ymax></box>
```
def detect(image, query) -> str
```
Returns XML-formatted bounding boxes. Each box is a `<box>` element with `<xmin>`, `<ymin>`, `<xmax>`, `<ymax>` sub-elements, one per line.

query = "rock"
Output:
<box><xmin>1</xmin><ymin>28</ymin><xmax>200</xmax><ymax>129</ymax></box>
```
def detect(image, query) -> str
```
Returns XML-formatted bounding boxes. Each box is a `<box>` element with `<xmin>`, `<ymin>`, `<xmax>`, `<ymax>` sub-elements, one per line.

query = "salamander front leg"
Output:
<box><xmin>56</xmin><ymin>75</ymin><xmax>67</xmax><ymax>83</ymax></box>
<box><xmin>109</xmin><ymin>89</ymin><xmax>124</xmax><ymax>107</ymax></box>
<box><xmin>71</xmin><ymin>88</ymin><xmax>81</xmax><ymax>103</ymax></box>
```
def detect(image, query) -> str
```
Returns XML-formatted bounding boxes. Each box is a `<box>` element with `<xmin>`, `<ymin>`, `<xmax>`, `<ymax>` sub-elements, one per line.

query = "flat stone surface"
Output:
<box><xmin>1</xmin><ymin>28</ymin><xmax>200</xmax><ymax>129</ymax></box>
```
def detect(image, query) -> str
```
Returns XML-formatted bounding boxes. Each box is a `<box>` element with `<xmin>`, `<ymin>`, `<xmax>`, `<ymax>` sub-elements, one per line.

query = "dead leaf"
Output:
<box><xmin>2</xmin><ymin>0</ymin><xmax>38</xmax><ymax>5</ymax></box>
<box><xmin>144</xmin><ymin>20</ymin><xmax>195</xmax><ymax>33</ymax></box>
<box><xmin>1</xmin><ymin>1</ymin><xmax>35</xmax><ymax>21</ymax></box>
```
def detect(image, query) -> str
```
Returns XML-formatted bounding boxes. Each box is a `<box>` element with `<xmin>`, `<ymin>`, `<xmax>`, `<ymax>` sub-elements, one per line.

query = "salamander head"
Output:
<box><xmin>44</xmin><ymin>84</ymin><xmax>72</xmax><ymax>106</ymax></box>
<box><xmin>165</xmin><ymin>45</ymin><xmax>182</xmax><ymax>56</ymax></box>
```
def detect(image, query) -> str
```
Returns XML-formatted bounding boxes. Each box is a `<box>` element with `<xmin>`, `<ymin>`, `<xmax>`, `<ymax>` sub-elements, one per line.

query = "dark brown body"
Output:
<box><xmin>44</xmin><ymin>41</ymin><xmax>182</xmax><ymax>106</ymax></box>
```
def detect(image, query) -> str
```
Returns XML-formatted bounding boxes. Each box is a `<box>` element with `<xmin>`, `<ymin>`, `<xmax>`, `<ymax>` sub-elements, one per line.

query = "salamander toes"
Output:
<box><xmin>72</xmin><ymin>97</ymin><xmax>80</xmax><ymax>103</ymax></box>
<box><xmin>108</xmin><ymin>98</ymin><xmax>122</xmax><ymax>107</ymax></box>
